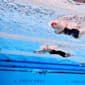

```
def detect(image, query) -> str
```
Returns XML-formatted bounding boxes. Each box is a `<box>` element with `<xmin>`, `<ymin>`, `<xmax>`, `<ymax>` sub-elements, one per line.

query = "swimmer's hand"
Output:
<box><xmin>33</xmin><ymin>50</ymin><xmax>46</xmax><ymax>54</ymax></box>
<box><xmin>33</xmin><ymin>51</ymin><xmax>40</xmax><ymax>53</ymax></box>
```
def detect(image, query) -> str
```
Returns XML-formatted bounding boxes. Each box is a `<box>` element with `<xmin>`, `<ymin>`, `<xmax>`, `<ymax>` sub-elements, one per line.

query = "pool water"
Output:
<box><xmin>0</xmin><ymin>1</ymin><xmax>85</xmax><ymax>85</ymax></box>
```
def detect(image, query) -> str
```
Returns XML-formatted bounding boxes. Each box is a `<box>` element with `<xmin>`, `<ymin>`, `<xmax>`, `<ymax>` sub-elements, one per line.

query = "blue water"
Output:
<box><xmin>0</xmin><ymin>1</ymin><xmax>85</xmax><ymax>85</ymax></box>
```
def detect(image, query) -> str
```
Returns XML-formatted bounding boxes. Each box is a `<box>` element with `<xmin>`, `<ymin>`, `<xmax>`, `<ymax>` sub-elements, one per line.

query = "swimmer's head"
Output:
<box><xmin>51</xmin><ymin>22</ymin><xmax>58</xmax><ymax>26</ymax></box>
<box><xmin>48</xmin><ymin>20</ymin><xmax>64</xmax><ymax>34</ymax></box>
<box><xmin>50</xmin><ymin>22</ymin><xmax>59</xmax><ymax>29</ymax></box>
<box><xmin>48</xmin><ymin>21</ymin><xmax>59</xmax><ymax>29</ymax></box>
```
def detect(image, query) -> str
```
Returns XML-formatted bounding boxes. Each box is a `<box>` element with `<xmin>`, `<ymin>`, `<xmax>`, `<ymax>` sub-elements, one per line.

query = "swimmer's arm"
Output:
<box><xmin>54</xmin><ymin>30</ymin><xmax>63</xmax><ymax>34</ymax></box>
<box><xmin>33</xmin><ymin>49</ymin><xmax>49</xmax><ymax>54</ymax></box>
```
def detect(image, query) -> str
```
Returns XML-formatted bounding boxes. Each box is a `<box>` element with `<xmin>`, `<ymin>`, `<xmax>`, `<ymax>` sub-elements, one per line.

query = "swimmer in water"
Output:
<box><xmin>49</xmin><ymin>21</ymin><xmax>85</xmax><ymax>39</ymax></box>
<box><xmin>34</xmin><ymin>44</ymin><xmax>73</xmax><ymax>58</ymax></box>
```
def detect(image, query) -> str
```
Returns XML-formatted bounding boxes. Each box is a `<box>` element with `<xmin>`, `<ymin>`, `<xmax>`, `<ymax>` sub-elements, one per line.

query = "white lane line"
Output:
<box><xmin>0</xmin><ymin>32</ymin><xmax>85</xmax><ymax>47</ymax></box>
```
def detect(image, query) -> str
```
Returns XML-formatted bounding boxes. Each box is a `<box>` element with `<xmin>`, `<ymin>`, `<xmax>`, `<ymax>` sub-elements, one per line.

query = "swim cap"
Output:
<box><xmin>48</xmin><ymin>20</ymin><xmax>58</xmax><ymax>27</ymax></box>
<box><xmin>51</xmin><ymin>22</ymin><xmax>58</xmax><ymax>26</ymax></box>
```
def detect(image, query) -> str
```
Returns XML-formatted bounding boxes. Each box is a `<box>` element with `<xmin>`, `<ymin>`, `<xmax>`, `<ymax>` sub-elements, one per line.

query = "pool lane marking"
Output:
<box><xmin>0</xmin><ymin>59</ymin><xmax>82</xmax><ymax>67</ymax></box>
<box><xmin>0</xmin><ymin>64</ymin><xmax>85</xmax><ymax>72</ymax></box>
<box><xmin>0</xmin><ymin>69</ymin><xmax>85</xmax><ymax>74</ymax></box>
<box><xmin>0</xmin><ymin>32</ymin><xmax>85</xmax><ymax>47</ymax></box>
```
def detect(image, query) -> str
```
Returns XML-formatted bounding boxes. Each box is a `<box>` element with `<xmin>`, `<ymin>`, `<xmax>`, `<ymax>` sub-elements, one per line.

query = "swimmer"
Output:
<box><xmin>49</xmin><ymin>21</ymin><xmax>85</xmax><ymax>39</ymax></box>
<box><xmin>33</xmin><ymin>44</ymin><xmax>73</xmax><ymax>58</ymax></box>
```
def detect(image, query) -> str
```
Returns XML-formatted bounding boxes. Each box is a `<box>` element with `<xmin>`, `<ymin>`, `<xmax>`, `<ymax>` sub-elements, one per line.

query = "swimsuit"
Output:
<box><xmin>71</xmin><ymin>29</ymin><xmax>79</xmax><ymax>38</ymax></box>
<box><xmin>49</xmin><ymin>50</ymin><xmax>68</xmax><ymax>57</ymax></box>
<box><xmin>62</xmin><ymin>28</ymin><xmax>79</xmax><ymax>38</ymax></box>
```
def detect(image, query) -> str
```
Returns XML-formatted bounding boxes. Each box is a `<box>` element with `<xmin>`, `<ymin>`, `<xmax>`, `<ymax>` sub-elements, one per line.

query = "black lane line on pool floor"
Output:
<box><xmin>0</xmin><ymin>64</ymin><xmax>85</xmax><ymax>73</ymax></box>
<box><xmin>0</xmin><ymin>69</ymin><xmax>85</xmax><ymax>75</ymax></box>
<box><xmin>0</xmin><ymin>59</ymin><xmax>82</xmax><ymax>67</ymax></box>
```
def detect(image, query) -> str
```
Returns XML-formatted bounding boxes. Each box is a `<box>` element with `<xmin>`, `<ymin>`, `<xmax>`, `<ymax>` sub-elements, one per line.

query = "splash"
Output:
<box><xmin>13</xmin><ymin>0</ymin><xmax>85</xmax><ymax>15</ymax></box>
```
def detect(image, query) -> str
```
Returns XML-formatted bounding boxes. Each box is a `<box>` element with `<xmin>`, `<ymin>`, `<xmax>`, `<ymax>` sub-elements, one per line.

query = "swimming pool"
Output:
<box><xmin>0</xmin><ymin>0</ymin><xmax>85</xmax><ymax>85</ymax></box>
